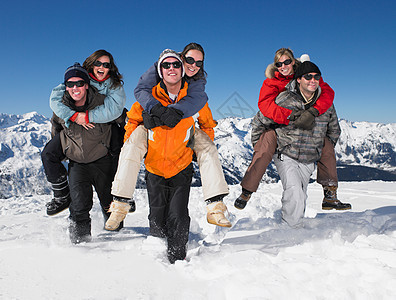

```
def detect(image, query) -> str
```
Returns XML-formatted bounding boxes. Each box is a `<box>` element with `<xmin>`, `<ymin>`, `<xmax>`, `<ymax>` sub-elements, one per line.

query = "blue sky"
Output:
<box><xmin>2</xmin><ymin>0</ymin><xmax>395</xmax><ymax>123</ymax></box>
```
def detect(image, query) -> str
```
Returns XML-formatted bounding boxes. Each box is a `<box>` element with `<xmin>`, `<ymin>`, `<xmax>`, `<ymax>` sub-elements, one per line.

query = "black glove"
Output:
<box><xmin>293</xmin><ymin>107</ymin><xmax>319</xmax><ymax>130</ymax></box>
<box><xmin>142</xmin><ymin>110</ymin><xmax>162</xmax><ymax>129</ymax></box>
<box><xmin>151</xmin><ymin>103</ymin><xmax>184</xmax><ymax>128</ymax></box>
<box><xmin>288</xmin><ymin>110</ymin><xmax>303</xmax><ymax>121</ymax></box>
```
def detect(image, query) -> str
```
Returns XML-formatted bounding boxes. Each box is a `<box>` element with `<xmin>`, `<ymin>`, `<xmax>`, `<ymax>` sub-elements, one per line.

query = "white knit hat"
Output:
<box><xmin>299</xmin><ymin>54</ymin><xmax>310</xmax><ymax>63</ymax></box>
<box><xmin>157</xmin><ymin>49</ymin><xmax>185</xmax><ymax>78</ymax></box>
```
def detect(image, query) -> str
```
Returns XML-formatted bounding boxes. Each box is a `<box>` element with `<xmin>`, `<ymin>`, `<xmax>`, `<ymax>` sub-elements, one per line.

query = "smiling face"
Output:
<box><xmin>183</xmin><ymin>49</ymin><xmax>204</xmax><ymax>78</ymax></box>
<box><xmin>65</xmin><ymin>77</ymin><xmax>88</xmax><ymax>105</ymax></box>
<box><xmin>276</xmin><ymin>54</ymin><xmax>295</xmax><ymax>77</ymax></box>
<box><xmin>161</xmin><ymin>57</ymin><xmax>183</xmax><ymax>86</ymax></box>
<box><xmin>297</xmin><ymin>72</ymin><xmax>320</xmax><ymax>98</ymax></box>
<box><xmin>93</xmin><ymin>55</ymin><xmax>110</xmax><ymax>81</ymax></box>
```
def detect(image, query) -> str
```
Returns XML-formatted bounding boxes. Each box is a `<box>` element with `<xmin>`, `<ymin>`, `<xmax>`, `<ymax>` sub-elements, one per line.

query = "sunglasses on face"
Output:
<box><xmin>93</xmin><ymin>61</ymin><xmax>111</xmax><ymax>68</ymax></box>
<box><xmin>65</xmin><ymin>80</ymin><xmax>86</xmax><ymax>88</ymax></box>
<box><xmin>275</xmin><ymin>59</ymin><xmax>292</xmax><ymax>68</ymax></box>
<box><xmin>184</xmin><ymin>56</ymin><xmax>203</xmax><ymax>67</ymax></box>
<box><xmin>302</xmin><ymin>74</ymin><xmax>321</xmax><ymax>81</ymax></box>
<box><xmin>161</xmin><ymin>61</ymin><xmax>182</xmax><ymax>69</ymax></box>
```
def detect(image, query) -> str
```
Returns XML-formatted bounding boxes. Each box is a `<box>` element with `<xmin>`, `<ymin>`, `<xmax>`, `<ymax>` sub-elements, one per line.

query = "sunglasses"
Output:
<box><xmin>65</xmin><ymin>80</ymin><xmax>86</xmax><ymax>88</ymax></box>
<box><xmin>275</xmin><ymin>59</ymin><xmax>292</xmax><ymax>68</ymax></box>
<box><xmin>161</xmin><ymin>61</ymin><xmax>182</xmax><ymax>69</ymax></box>
<box><xmin>302</xmin><ymin>74</ymin><xmax>321</xmax><ymax>81</ymax></box>
<box><xmin>184</xmin><ymin>56</ymin><xmax>203</xmax><ymax>67</ymax></box>
<box><xmin>93</xmin><ymin>61</ymin><xmax>111</xmax><ymax>68</ymax></box>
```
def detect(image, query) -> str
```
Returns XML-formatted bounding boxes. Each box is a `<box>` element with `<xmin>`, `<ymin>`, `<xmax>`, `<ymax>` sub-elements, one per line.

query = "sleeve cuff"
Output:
<box><xmin>69</xmin><ymin>112</ymin><xmax>78</xmax><ymax>122</ymax></box>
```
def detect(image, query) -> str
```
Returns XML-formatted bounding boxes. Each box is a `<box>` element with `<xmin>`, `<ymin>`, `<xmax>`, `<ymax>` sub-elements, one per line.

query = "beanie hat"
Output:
<box><xmin>64</xmin><ymin>62</ymin><xmax>90</xmax><ymax>84</ymax></box>
<box><xmin>157</xmin><ymin>49</ymin><xmax>185</xmax><ymax>78</ymax></box>
<box><xmin>294</xmin><ymin>61</ymin><xmax>321</xmax><ymax>79</ymax></box>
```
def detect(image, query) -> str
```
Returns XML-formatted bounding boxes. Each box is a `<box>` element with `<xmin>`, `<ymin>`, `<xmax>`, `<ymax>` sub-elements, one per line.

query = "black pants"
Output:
<box><xmin>41</xmin><ymin>132</ymin><xmax>67</xmax><ymax>183</ymax></box>
<box><xmin>145</xmin><ymin>164</ymin><xmax>193</xmax><ymax>255</ymax></box>
<box><xmin>68</xmin><ymin>155</ymin><xmax>115</xmax><ymax>223</ymax></box>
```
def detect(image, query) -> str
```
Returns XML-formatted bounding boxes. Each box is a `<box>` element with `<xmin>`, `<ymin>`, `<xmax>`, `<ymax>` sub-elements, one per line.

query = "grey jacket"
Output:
<box><xmin>251</xmin><ymin>80</ymin><xmax>341</xmax><ymax>163</ymax></box>
<box><xmin>51</xmin><ymin>86</ymin><xmax>112</xmax><ymax>163</ymax></box>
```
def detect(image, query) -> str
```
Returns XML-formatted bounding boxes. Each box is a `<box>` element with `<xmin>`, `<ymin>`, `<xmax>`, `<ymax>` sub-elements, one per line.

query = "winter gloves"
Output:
<box><xmin>290</xmin><ymin>107</ymin><xmax>319</xmax><ymax>130</ymax></box>
<box><xmin>143</xmin><ymin>103</ymin><xmax>184</xmax><ymax>129</ymax></box>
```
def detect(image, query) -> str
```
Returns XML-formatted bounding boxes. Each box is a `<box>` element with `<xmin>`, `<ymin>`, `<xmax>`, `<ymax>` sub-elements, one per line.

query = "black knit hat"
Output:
<box><xmin>294</xmin><ymin>61</ymin><xmax>321</xmax><ymax>79</ymax></box>
<box><xmin>64</xmin><ymin>62</ymin><xmax>90</xmax><ymax>84</ymax></box>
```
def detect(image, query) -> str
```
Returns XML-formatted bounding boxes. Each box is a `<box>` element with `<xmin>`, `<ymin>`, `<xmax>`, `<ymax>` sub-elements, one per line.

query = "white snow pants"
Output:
<box><xmin>273</xmin><ymin>154</ymin><xmax>315</xmax><ymax>227</ymax></box>
<box><xmin>111</xmin><ymin>125</ymin><xmax>229</xmax><ymax>201</ymax></box>
<box><xmin>194</xmin><ymin>128</ymin><xmax>229</xmax><ymax>200</ymax></box>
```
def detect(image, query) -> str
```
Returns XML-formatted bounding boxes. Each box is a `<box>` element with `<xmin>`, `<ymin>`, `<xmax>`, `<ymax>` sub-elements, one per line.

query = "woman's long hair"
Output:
<box><xmin>181</xmin><ymin>42</ymin><xmax>207</xmax><ymax>80</ymax></box>
<box><xmin>83</xmin><ymin>49</ymin><xmax>123</xmax><ymax>88</ymax></box>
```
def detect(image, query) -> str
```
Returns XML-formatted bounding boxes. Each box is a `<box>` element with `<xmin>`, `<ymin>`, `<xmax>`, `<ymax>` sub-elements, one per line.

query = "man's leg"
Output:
<box><xmin>166</xmin><ymin>164</ymin><xmax>193</xmax><ymax>264</ymax></box>
<box><xmin>274</xmin><ymin>155</ymin><xmax>314</xmax><ymax>227</ymax></box>
<box><xmin>68</xmin><ymin>161</ymin><xmax>93</xmax><ymax>244</ymax></box>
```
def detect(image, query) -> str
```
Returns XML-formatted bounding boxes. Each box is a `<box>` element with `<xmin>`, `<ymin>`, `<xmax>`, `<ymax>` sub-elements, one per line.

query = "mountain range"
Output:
<box><xmin>1</xmin><ymin>112</ymin><xmax>395</xmax><ymax>199</ymax></box>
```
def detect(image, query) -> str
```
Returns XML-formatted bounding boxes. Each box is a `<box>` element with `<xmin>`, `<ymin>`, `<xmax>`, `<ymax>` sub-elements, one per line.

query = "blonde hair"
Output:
<box><xmin>273</xmin><ymin>48</ymin><xmax>295</xmax><ymax>63</ymax></box>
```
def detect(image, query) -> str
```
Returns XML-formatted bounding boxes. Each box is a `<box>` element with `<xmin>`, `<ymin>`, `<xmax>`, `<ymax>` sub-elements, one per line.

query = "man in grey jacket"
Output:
<box><xmin>252</xmin><ymin>61</ymin><xmax>341</xmax><ymax>227</ymax></box>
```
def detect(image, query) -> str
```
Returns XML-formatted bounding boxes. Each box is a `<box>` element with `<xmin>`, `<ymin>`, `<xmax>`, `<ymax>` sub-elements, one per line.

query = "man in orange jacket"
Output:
<box><xmin>128</xmin><ymin>49</ymin><xmax>217</xmax><ymax>263</ymax></box>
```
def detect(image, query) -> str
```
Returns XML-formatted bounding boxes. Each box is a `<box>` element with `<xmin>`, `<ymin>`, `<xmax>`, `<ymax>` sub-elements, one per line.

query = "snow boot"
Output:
<box><xmin>206</xmin><ymin>201</ymin><xmax>232</xmax><ymax>227</ymax></box>
<box><xmin>234</xmin><ymin>188</ymin><xmax>252</xmax><ymax>210</ymax></box>
<box><xmin>322</xmin><ymin>186</ymin><xmax>351</xmax><ymax>210</ymax></box>
<box><xmin>69</xmin><ymin>220</ymin><xmax>91</xmax><ymax>244</ymax></box>
<box><xmin>46</xmin><ymin>176</ymin><xmax>72</xmax><ymax>216</ymax></box>
<box><xmin>105</xmin><ymin>197</ymin><xmax>131</xmax><ymax>231</ymax></box>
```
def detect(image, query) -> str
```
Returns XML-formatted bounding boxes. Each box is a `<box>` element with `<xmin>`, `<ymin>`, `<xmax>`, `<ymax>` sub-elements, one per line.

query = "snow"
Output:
<box><xmin>1</xmin><ymin>181</ymin><xmax>395</xmax><ymax>299</ymax></box>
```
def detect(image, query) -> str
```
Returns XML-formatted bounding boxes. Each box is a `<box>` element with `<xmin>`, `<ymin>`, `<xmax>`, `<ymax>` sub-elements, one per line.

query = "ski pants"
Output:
<box><xmin>273</xmin><ymin>154</ymin><xmax>315</xmax><ymax>227</ymax></box>
<box><xmin>68</xmin><ymin>155</ymin><xmax>115</xmax><ymax>224</ymax></box>
<box><xmin>112</xmin><ymin>125</ymin><xmax>228</xmax><ymax>201</ymax></box>
<box><xmin>145</xmin><ymin>163</ymin><xmax>193</xmax><ymax>255</ymax></box>
<box><xmin>41</xmin><ymin>132</ymin><xmax>67</xmax><ymax>183</ymax></box>
<box><xmin>241</xmin><ymin>129</ymin><xmax>338</xmax><ymax>192</ymax></box>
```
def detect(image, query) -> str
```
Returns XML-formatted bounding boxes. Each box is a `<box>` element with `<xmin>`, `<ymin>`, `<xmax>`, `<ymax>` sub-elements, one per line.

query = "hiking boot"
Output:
<box><xmin>322</xmin><ymin>186</ymin><xmax>351</xmax><ymax>210</ymax></box>
<box><xmin>234</xmin><ymin>189</ymin><xmax>252</xmax><ymax>210</ymax></box>
<box><xmin>105</xmin><ymin>199</ymin><xmax>131</xmax><ymax>231</ymax></box>
<box><xmin>206</xmin><ymin>201</ymin><xmax>231</xmax><ymax>227</ymax></box>
<box><xmin>46</xmin><ymin>195</ymin><xmax>71</xmax><ymax>216</ymax></box>
<box><xmin>127</xmin><ymin>199</ymin><xmax>136</xmax><ymax>213</ymax></box>
<box><xmin>69</xmin><ymin>220</ymin><xmax>92</xmax><ymax>244</ymax></box>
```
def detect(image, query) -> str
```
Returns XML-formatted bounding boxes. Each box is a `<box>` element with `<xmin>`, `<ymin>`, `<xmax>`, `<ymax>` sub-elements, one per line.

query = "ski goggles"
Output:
<box><xmin>161</xmin><ymin>61</ymin><xmax>182</xmax><ymax>69</ymax></box>
<box><xmin>302</xmin><ymin>74</ymin><xmax>321</xmax><ymax>81</ymax></box>
<box><xmin>184</xmin><ymin>56</ymin><xmax>203</xmax><ymax>67</ymax></box>
<box><xmin>275</xmin><ymin>59</ymin><xmax>292</xmax><ymax>68</ymax></box>
<box><xmin>93</xmin><ymin>61</ymin><xmax>111</xmax><ymax>68</ymax></box>
<box><xmin>65</xmin><ymin>80</ymin><xmax>86</xmax><ymax>88</ymax></box>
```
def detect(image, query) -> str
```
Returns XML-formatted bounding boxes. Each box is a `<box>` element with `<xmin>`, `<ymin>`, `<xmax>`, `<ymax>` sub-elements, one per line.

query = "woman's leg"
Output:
<box><xmin>235</xmin><ymin>129</ymin><xmax>277</xmax><ymax>209</ymax></box>
<box><xmin>41</xmin><ymin>132</ymin><xmax>71</xmax><ymax>215</ymax></box>
<box><xmin>193</xmin><ymin>128</ymin><xmax>229</xmax><ymax>200</ymax></box>
<box><xmin>193</xmin><ymin>128</ymin><xmax>231</xmax><ymax>227</ymax></box>
<box><xmin>105</xmin><ymin>125</ymin><xmax>148</xmax><ymax>230</ymax></box>
<box><xmin>317</xmin><ymin>138</ymin><xmax>351</xmax><ymax>210</ymax></box>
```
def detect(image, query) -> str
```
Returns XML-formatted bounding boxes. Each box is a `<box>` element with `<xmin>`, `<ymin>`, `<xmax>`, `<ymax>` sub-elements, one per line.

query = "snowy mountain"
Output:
<box><xmin>1</xmin><ymin>112</ymin><xmax>395</xmax><ymax>199</ymax></box>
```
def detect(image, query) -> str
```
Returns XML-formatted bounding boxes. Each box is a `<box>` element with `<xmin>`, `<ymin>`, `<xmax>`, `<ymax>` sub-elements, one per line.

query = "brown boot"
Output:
<box><xmin>207</xmin><ymin>201</ymin><xmax>232</xmax><ymax>227</ymax></box>
<box><xmin>322</xmin><ymin>186</ymin><xmax>351</xmax><ymax>210</ymax></box>
<box><xmin>105</xmin><ymin>200</ymin><xmax>131</xmax><ymax>231</ymax></box>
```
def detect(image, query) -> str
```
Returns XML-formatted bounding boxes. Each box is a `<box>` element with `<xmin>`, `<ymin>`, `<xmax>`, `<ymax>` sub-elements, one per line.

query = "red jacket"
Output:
<box><xmin>258</xmin><ymin>71</ymin><xmax>334</xmax><ymax>125</ymax></box>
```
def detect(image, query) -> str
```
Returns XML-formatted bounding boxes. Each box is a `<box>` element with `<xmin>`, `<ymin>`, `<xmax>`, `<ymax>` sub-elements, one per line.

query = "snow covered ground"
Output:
<box><xmin>1</xmin><ymin>181</ymin><xmax>395</xmax><ymax>299</ymax></box>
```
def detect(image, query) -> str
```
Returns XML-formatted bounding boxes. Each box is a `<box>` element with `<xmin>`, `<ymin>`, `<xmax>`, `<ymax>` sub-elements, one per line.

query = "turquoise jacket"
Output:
<box><xmin>49</xmin><ymin>77</ymin><xmax>126</xmax><ymax>127</ymax></box>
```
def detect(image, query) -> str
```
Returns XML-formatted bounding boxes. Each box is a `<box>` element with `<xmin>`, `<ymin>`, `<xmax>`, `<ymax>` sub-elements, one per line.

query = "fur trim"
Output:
<box><xmin>265</xmin><ymin>63</ymin><xmax>277</xmax><ymax>79</ymax></box>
